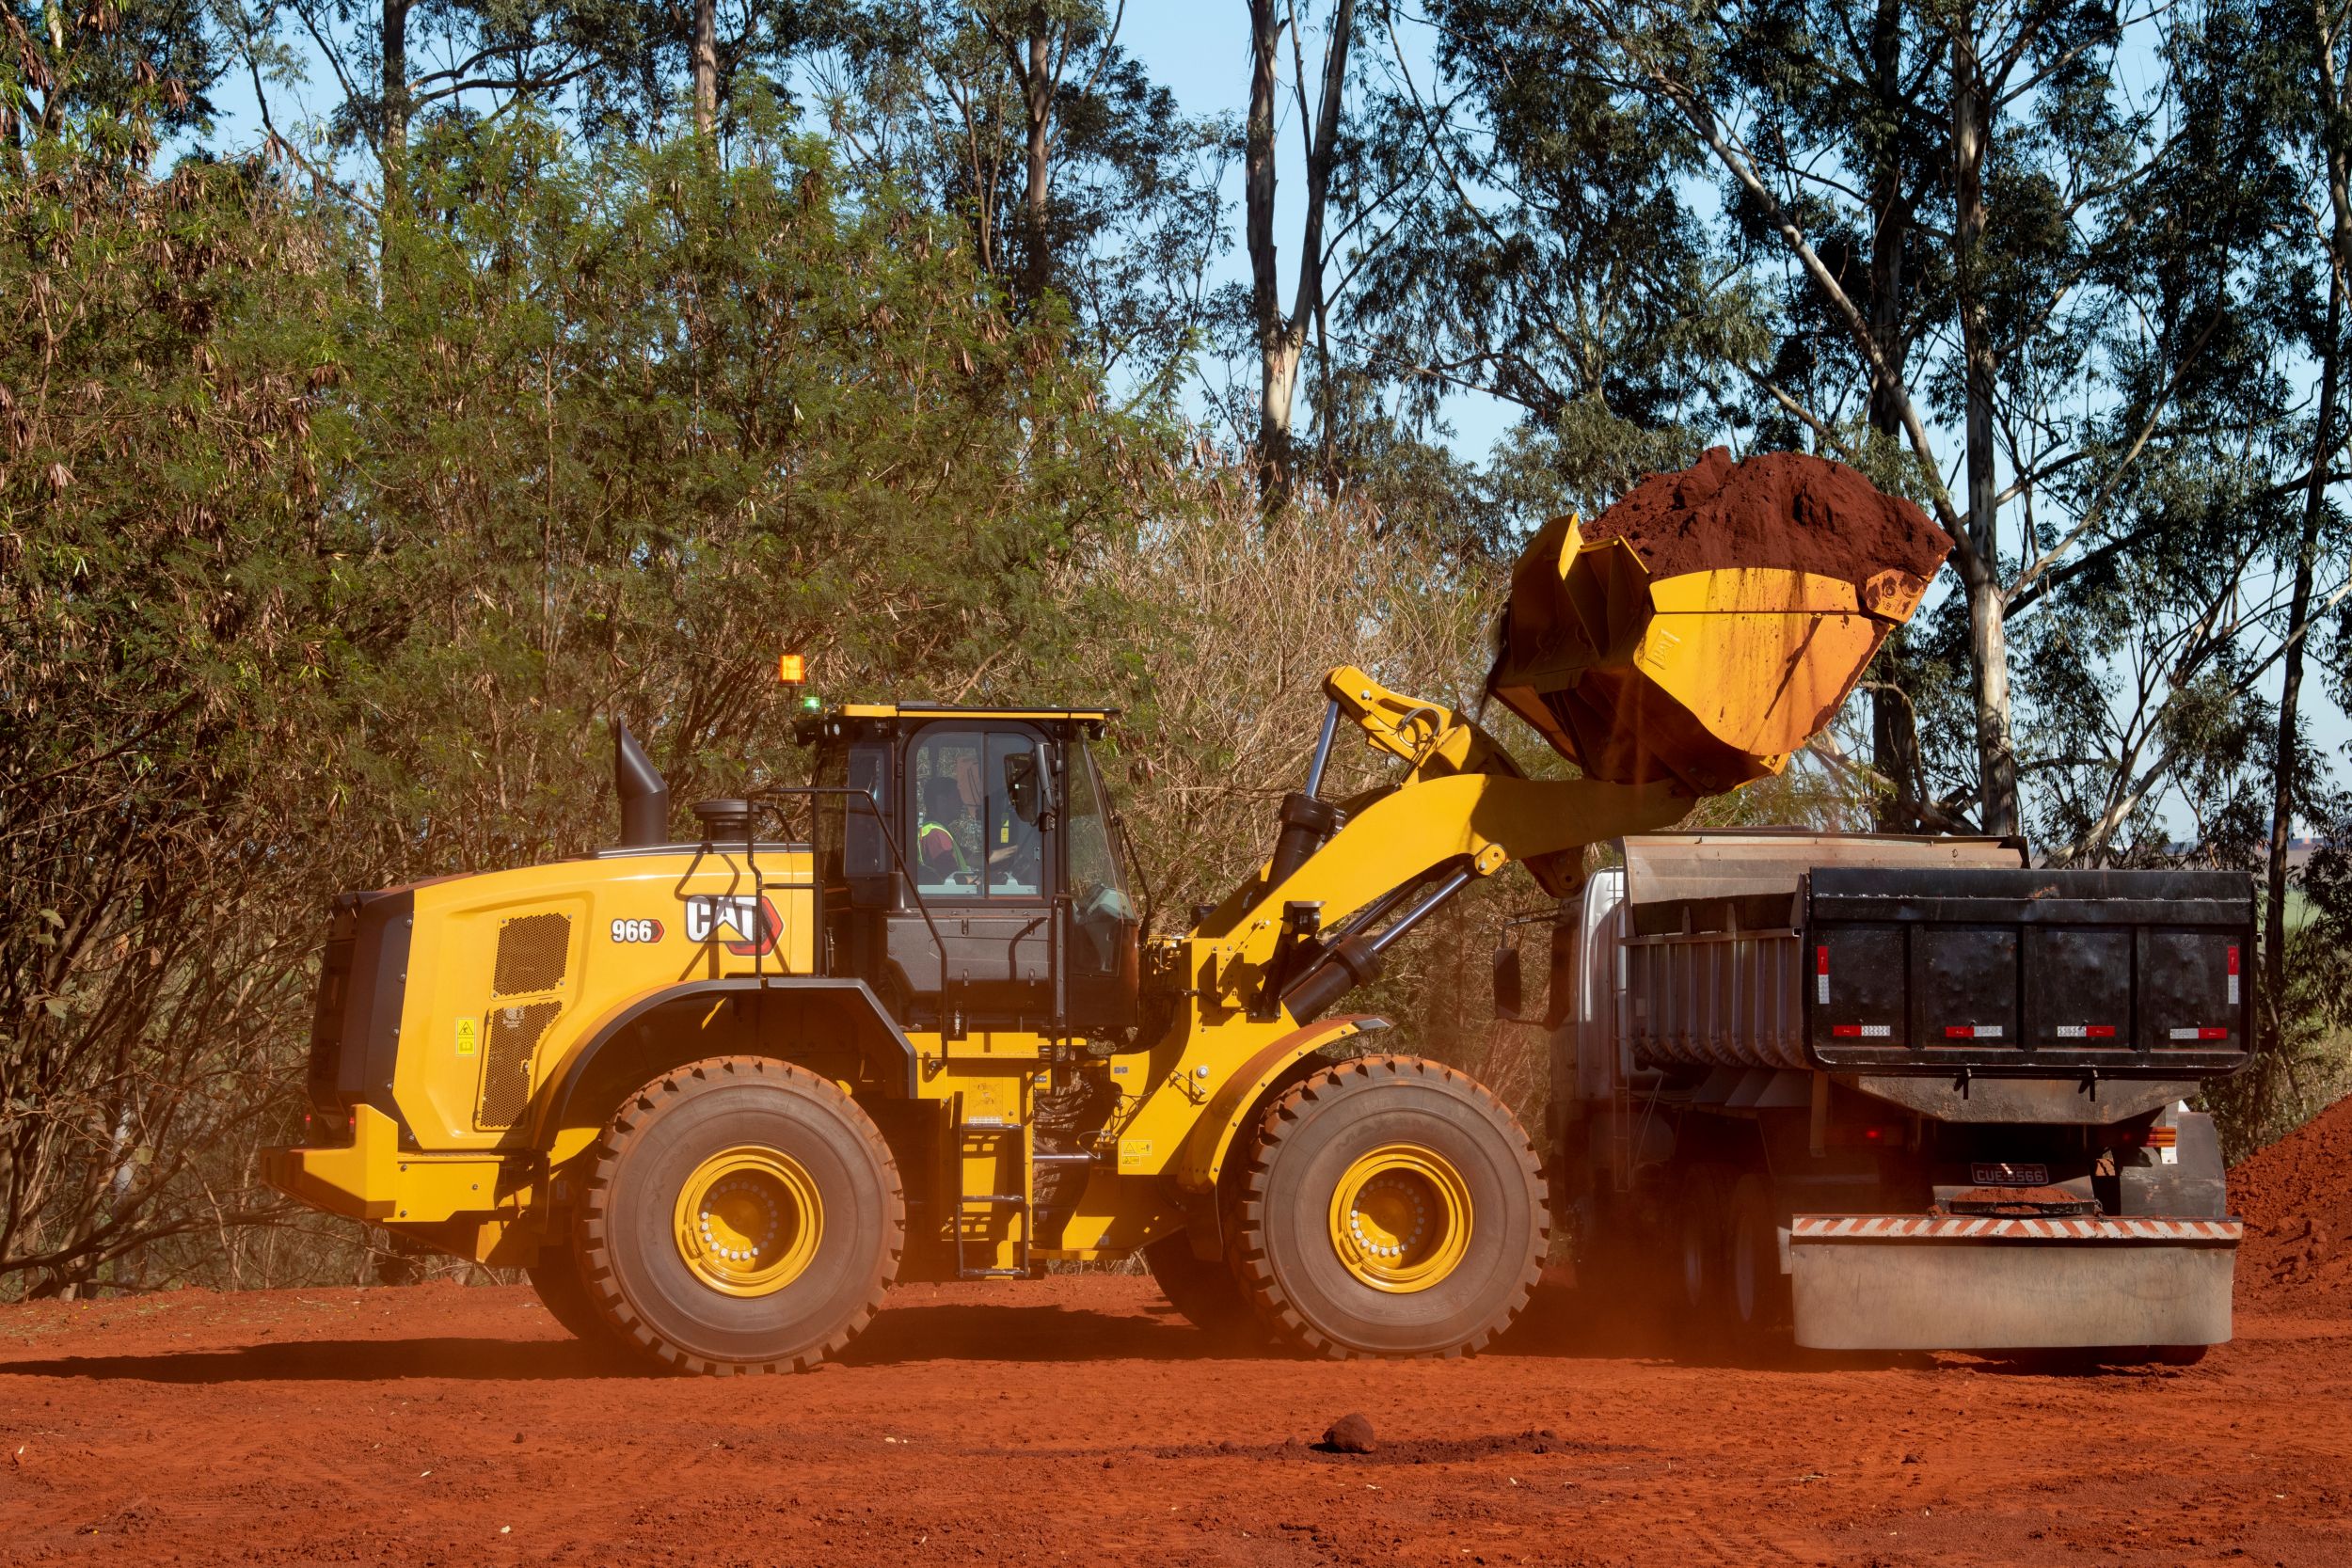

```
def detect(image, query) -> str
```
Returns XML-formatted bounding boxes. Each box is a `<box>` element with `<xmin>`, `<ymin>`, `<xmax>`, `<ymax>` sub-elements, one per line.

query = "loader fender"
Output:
<box><xmin>1179</xmin><ymin>1014</ymin><xmax>1388</xmax><ymax>1198</ymax></box>
<box><xmin>536</xmin><ymin>977</ymin><xmax>918</xmax><ymax>1155</ymax></box>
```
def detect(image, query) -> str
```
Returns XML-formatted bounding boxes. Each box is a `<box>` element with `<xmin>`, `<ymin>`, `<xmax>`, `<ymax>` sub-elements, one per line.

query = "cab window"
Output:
<box><xmin>1064</xmin><ymin>741</ymin><xmax>1135</xmax><ymax>958</ymax></box>
<box><xmin>908</xmin><ymin>727</ymin><xmax>1047</xmax><ymax>899</ymax></box>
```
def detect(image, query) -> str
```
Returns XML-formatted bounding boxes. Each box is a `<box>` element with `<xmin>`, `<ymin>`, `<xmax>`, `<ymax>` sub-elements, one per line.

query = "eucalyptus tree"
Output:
<box><xmin>1499</xmin><ymin>0</ymin><xmax>2314</xmax><ymax>858</ymax></box>
<box><xmin>1349</xmin><ymin>2</ymin><xmax>1750</xmax><ymax>522</ymax></box>
<box><xmin>807</xmin><ymin>1</ymin><xmax>1229</xmax><ymax>406</ymax></box>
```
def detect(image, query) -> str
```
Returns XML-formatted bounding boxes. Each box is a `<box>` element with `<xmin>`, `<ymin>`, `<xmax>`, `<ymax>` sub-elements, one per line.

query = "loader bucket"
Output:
<box><xmin>1486</xmin><ymin>449</ymin><xmax>1951</xmax><ymax>795</ymax></box>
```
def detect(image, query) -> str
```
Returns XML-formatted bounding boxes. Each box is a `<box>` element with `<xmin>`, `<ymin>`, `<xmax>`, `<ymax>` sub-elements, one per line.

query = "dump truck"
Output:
<box><xmin>1530</xmin><ymin>832</ymin><xmax>2247</xmax><ymax>1360</ymax></box>
<box><xmin>267</xmin><ymin>449</ymin><xmax>2241</xmax><ymax>1370</ymax></box>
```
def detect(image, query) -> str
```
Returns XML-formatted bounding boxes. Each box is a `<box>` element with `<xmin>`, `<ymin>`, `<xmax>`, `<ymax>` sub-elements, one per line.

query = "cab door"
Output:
<box><xmin>1060</xmin><ymin>740</ymin><xmax>1139</xmax><ymax>1033</ymax></box>
<box><xmin>885</xmin><ymin>723</ymin><xmax>1057</xmax><ymax>1026</ymax></box>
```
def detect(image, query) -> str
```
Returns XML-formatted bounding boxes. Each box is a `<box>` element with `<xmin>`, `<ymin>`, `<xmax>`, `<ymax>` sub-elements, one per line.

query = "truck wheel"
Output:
<box><xmin>1725</xmin><ymin>1173</ymin><xmax>1791</xmax><ymax>1355</ymax></box>
<box><xmin>575</xmin><ymin>1056</ymin><xmax>904</xmax><ymax>1374</ymax></box>
<box><xmin>1674</xmin><ymin>1165</ymin><xmax>1728</xmax><ymax>1332</ymax></box>
<box><xmin>1227</xmin><ymin>1055</ymin><xmax>1546</xmax><ymax>1358</ymax></box>
<box><xmin>1142</xmin><ymin>1232</ymin><xmax>1268</xmax><ymax>1349</ymax></box>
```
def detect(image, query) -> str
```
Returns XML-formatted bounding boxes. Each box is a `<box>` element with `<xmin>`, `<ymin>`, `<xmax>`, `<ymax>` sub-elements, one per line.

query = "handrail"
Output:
<box><xmin>741</xmin><ymin>785</ymin><xmax>962</xmax><ymax>1036</ymax></box>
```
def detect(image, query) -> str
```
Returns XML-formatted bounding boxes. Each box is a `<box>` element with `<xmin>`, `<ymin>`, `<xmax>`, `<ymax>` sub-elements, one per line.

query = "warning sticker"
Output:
<box><xmin>454</xmin><ymin>1017</ymin><xmax>477</xmax><ymax>1057</ymax></box>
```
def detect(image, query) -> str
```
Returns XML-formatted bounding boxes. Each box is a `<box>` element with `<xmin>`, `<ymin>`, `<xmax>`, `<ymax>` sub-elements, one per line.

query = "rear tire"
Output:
<box><xmin>1725</xmin><ymin>1172</ymin><xmax>1792</xmax><ymax>1356</ymax></box>
<box><xmin>576</xmin><ymin>1056</ymin><xmax>903</xmax><ymax>1374</ymax></box>
<box><xmin>1142</xmin><ymin>1232</ymin><xmax>1268</xmax><ymax>1349</ymax></box>
<box><xmin>1674</xmin><ymin>1164</ymin><xmax>1728</xmax><ymax>1337</ymax></box>
<box><xmin>526</xmin><ymin>1244</ymin><xmax>628</xmax><ymax>1352</ymax></box>
<box><xmin>1227</xmin><ymin>1055</ymin><xmax>1547</xmax><ymax>1358</ymax></box>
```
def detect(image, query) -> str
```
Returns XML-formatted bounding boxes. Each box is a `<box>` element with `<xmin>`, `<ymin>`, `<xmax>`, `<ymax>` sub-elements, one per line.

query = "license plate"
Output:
<box><xmin>1971</xmin><ymin>1162</ymin><xmax>2049</xmax><ymax>1186</ymax></box>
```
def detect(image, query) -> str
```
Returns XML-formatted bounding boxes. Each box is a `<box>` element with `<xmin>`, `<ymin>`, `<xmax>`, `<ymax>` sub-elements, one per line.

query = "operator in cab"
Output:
<box><xmin>917</xmin><ymin>775</ymin><xmax>979</xmax><ymax>886</ymax></box>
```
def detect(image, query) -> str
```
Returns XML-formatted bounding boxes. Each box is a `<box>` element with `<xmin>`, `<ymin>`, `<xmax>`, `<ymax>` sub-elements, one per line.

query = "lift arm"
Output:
<box><xmin>1187</xmin><ymin>666</ymin><xmax>1693</xmax><ymax>1028</ymax></box>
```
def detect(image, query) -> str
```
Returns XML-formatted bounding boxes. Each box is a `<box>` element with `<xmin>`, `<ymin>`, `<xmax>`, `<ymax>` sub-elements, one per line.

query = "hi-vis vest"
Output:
<box><xmin>918</xmin><ymin>817</ymin><xmax>973</xmax><ymax>875</ymax></box>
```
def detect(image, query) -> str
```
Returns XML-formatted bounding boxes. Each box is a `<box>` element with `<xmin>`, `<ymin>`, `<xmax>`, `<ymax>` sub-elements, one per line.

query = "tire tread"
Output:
<box><xmin>1226</xmin><ymin>1053</ymin><xmax>1548</xmax><ymax>1359</ymax></box>
<box><xmin>574</xmin><ymin>1055</ymin><xmax>904</xmax><ymax>1375</ymax></box>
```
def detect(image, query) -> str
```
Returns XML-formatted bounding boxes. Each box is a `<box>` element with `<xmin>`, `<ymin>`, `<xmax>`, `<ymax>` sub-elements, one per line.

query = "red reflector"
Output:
<box><xmin>1832</xmin><ymin>1024</ymin><xmax>1862</xmax><ymax>1037</ymax></box>
<box><xmin>1944</xmin><ymin>1026</ymin><xmax>1969</xmax><ymax>1038</ymax></box>
<box><xmin>1816</xmin><ymin>944</ymin><xmax>1829</xmax><ymax>974</ymax></box>
<box><xmin>1864</xmin><ymin>1127</ymin><xmax>1883</xmax><ymax>1141</ymax></box>
<box><xmin>2227</xmin><ymin>944</ymin><xmax>2239</xmax><ymax>975</ymax></box>
<box><xmin>2199</xmin><ymin>1026</ymin><xmax>2229</xmax><ymax>1039</ymax></box>
<box><xmin>2087</xmin><ymin>1024</ymin><xmax>2116</xmax><ymax>1038</ymax></box>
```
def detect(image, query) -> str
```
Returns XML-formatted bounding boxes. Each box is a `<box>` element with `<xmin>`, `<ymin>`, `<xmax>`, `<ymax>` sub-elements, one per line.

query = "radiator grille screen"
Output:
<box><xmin>492</xmin><ymin>912</ymin><xmax>570</xmax><ymax>997</ymax></box>
<box><xmin>476</xmin><ymin>1000</ymin><xmax>560</xmax><ymax>1130</ymax></box>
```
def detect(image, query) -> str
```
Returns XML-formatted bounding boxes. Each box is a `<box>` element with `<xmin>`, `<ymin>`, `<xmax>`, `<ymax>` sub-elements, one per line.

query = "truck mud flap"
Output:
<box><xmin>1788</xmin><ymin>1214</ymin><xmax>2241</xmax><ymax>1352</ymax></box>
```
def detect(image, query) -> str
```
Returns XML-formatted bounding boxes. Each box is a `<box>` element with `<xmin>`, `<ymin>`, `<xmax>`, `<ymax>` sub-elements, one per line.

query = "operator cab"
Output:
<box><xmin>801</xmin><ymin>703</ymin><xmax>1142</xmax><ymax>1039</ymax></box>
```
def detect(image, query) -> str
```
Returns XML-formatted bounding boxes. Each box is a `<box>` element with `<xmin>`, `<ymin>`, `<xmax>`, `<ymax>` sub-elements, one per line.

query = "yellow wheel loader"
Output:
<box><xmin>267</xmin><ymin>503</ymin><xmax>1940</xmax><ymax>1371</ymax></box>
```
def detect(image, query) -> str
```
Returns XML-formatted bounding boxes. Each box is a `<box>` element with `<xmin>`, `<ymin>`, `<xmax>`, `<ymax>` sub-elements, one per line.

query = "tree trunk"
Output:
<box><xmin>382</xmin><ymin>0</ymin><xmax>411</xmax><ymax>214</ymax></box>
<box><xmin>1245</xmin><ymin>0</ymin><xmax>1294</xmax><ymax>509</ymax></box>
<box><xmin>1951</xmin><ymin>26</ymin><xmax>2018</xmax><ymax>835</ymax></box>
<box><xmin>1022</xmin><ymin>16</ymin><xmax>1053</xmax><ymax>299</ymax></box>
<box><xmin>1866</xmin><ymin>0</ymin><xmax>1917</xmax><ymax>829</ymax></box>
<box><xmin>691</xmin><ymin>0</ymin><xmax>718</xmax><ymax>138</ymax></box>
<box><xmin>2263</xmin><ymin>102</ymin><xmax>2352</xmax><ymax>1126</ymax></box>
<box><xmin>1245</xmin><ymin>0</ymin><xmax>1355</xmax><ymax>514</ymax></box>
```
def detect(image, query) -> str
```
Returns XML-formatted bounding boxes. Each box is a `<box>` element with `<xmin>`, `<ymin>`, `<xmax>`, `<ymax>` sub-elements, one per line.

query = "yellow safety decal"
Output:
<box><xmin>454</xmin><ymin>1017</ymin><xmax>477</xmax><ymax>1057</ymax></box>
<box><xmin>1117</xmin><ymin>1137</ymin><xmax>1153</xmax><ymax>1173</ymax></box>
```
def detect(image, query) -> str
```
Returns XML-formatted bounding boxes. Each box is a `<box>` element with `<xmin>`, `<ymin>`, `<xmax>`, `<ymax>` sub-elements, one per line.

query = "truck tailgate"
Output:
<box><xmin>1788</xmin><ymin>1212</ymin><xmax>2242</xmax><ymax>1351</ymax></box>
<box><xmin>1806</xmin><ymin>866</ymin><xmax>2252</xmax><ymax>1077</ymax></box>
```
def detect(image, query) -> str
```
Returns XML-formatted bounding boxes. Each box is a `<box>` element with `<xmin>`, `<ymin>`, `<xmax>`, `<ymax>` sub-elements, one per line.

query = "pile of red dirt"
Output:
<box><xmin>1581</xmin><ymin>446</ymin><xmax>1952</xmax><ymax>594</ymax></box>
<box><xmin>2230</xmin><ymin>1092</ymin><xmax>2352</xmax><ymax>1303</ymax></box>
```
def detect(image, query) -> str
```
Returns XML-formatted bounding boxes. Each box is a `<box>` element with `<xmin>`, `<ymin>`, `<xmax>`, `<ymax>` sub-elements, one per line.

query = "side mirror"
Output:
<box><xmin>1492</xmin><ymin>942</ymin><xmax>1526</xmax><ymax>1022</ymax></box>
<box><xmin>1005</xmin><ymin>752</ymin><xmax>1048</xmax><ymax>824</ymax></box>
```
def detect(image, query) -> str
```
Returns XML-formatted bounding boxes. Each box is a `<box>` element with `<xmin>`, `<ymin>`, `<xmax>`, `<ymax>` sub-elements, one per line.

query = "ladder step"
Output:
<box><xmin>958</xmin><ymin>1268</ymin><xmax>1028</xmax><ymax>1279</ymax></box>
<box><xmin>961</xmin><ymin>1118</ymin><xmax>1025</xmax><ymax>1132</ymax></box>
<box><xmin>959</xmin><ymin>1194</ymin><xmax>1029</xmax><ymax>1206</ymax></box>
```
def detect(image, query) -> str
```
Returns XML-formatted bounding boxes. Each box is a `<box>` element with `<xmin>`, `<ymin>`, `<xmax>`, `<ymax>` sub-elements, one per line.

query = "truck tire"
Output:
<box><xmin>1142</xmin><ymin>1232</ymin><xmax>1268</xmax><ymax>1349</ymax></box>
<box><xmin>575</xmin><ymin>1055</ymin><xmax>904</xmax><ymax>1374</ymax></box>
<box><xmin>1674</xmin><ymin>1164</ymin><xmax>1729</xmax><ymax>1333</ymax></box>
<box><xmin>1725</xmin><ymin>1172</ymin><xmax>1791</xmax><ymax>1356</ymax></box>
<box><xmin>1227</xmin><ymin>1055</ymin><xmax>1547</xmax><ymax>1358</ymax></box>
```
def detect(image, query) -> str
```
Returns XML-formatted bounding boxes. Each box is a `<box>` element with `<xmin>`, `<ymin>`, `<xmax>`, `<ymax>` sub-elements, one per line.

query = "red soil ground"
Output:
<box><xmin>3</xmin><ymin>1266</ymin><xmax>2347</xmax><ymax>1566</ymax></box>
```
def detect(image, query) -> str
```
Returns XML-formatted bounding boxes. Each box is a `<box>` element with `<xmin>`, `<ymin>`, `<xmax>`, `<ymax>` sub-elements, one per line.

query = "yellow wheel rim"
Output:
<box><xmin>673</xmin><ymin>1146</ymin><xmax>823</xmax><ymax>1297</ymax></box>
<box><xmin>1328</xmin><ymin>1144</ymin><xmax>1473</xmax><ymax>1293</ymax></box>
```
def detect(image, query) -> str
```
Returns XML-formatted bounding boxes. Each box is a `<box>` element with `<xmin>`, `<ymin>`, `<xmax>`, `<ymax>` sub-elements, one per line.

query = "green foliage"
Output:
<box><xmin>0</xmin><ymin>116</ymin><xmax>1165</xmax><ymax>1295</ymax></box>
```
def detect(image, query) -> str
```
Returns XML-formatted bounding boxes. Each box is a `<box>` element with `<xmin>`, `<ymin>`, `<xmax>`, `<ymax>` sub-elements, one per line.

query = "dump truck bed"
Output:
<box><xmin>1621</xmin><ymin>860</ymin><xmax>2253</xmax><ymax>1089</ymax></box>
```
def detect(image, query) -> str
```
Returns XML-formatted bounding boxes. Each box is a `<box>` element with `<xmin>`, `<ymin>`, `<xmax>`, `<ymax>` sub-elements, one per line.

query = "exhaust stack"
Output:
<box><xmin>613</xmin><ymin>719</ymin><xmax>670</xmax><ymax>847</ymax></box>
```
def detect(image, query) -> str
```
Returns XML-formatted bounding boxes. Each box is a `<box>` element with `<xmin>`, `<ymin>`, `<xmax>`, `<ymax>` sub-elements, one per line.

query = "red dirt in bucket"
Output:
<box><xmin>1581</xmin><ymin>446</ymin><xmax>1952</xmax><ymax>592</ymax></box>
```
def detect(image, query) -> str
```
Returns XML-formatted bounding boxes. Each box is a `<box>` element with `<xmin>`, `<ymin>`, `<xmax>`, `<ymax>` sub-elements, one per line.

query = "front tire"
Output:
<box><xmin>1227</xmin><ymin>1055</ymin><xmax>1546</xmax><ymax>1358</ymax></box>
<box><xmin>576</xmin><ymin>1056</ymin><xmax>904</xmax><ymax>1374</ymax></box>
